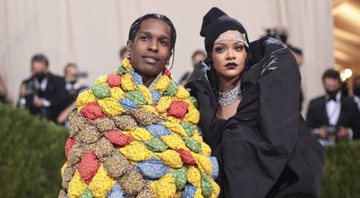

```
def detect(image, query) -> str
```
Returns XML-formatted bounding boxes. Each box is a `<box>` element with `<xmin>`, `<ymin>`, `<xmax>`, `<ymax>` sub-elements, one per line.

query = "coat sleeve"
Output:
<box><xmin>257</xmin><ymin>43</ymin><xmax>301</xmax><ymax>167</ymax></box>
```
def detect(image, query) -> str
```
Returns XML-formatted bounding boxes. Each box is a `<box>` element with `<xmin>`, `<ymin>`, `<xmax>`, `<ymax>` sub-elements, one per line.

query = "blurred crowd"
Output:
<box><xmin>0</xmin><ymin>54</ymin><xmax>87</xmax><ymax>127</ymax></box>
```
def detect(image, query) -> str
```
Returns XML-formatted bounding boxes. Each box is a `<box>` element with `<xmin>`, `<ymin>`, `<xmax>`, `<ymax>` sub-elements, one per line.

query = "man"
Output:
<box><xmin>306</xmin><ymin>69</ymin><xmax>360</xmax><ymax>146</ymax></box>
<box><xmin>352</xmin><ymin>76</ymin><xmax>360</xmax><ymax>111</ymax></box>
<box><xmin>57</xmin><ymin>63</ymin><xmax>87</xmax><ymax>125</ymax></box>
<box><xmin>59</xmin><ymin>13</ymin><xmax>220</xmax><ymax>198</ymax></box>
<box><xmin>63</xmin><ymin>63</ymin><xmax>83</xmax><ymax>105</ymax></box>
<box><xmin>17</xmin><ymin>54</ymin><xmax>67</xmax><ymax>122</ymax></box>
<box><xmin>179</xmin><ymin>50</ymin><xmax>206</xmax><ymax>85</ymax></box>
<box><xmin>119</xmin><ymin>46</ymin><xmax>128</xmax><ymax>61</ymax></box>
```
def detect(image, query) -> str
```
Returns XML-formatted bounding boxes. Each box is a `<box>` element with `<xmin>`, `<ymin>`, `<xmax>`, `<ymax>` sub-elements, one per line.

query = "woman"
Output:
<box><xmin>59</xmin><ymin>14</ymin><xmax>219</xmax><ymax>198</ymax></box>
<box><xmin>187</xmin><ymin>7</ymin><xmax>324</xmax><ymax>197</ymax></box>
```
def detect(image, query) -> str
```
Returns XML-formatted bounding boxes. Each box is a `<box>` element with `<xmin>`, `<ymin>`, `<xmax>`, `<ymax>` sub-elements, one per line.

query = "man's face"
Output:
<box><xmin>192</xmin><ymin>53</ymin><xmax>206</xmax><ymax>66</ymax></box>
<box><xmin>31</xmin><ymin>61</ymin><xmax>48</xmax><ymax>75</ymax></box>
<box><xmin>65</xmin><ymin>66</ymin><xmax>78</xmax><ymax>83</ymax></box>
<box><xmin>323</xmin><ymin>77</ymin><xmax>341</xmax><ymax>92</ymax></box>
<box><xmin>127</xmin><ymin>18</ymin><xmax>172</xmax><ymax>81</ymax></box>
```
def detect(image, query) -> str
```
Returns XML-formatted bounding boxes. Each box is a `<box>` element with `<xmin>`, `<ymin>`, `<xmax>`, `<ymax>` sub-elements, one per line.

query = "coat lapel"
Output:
<box><xmin>336</xmin><ymin>96</ymin><xmax>345</xmax><ymax>126</ymax></box>
<box><xmin>319</xmin><ymin>97</ymin><xmax>330</xmax><ymax>126</ymax></box>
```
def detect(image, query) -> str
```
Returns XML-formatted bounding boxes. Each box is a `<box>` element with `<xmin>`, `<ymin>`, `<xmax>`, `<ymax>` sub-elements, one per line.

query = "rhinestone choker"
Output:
<box><xmin>218</xmin><ymin>83</ymin><xmax>242</xmax><ymax>106</ymax></box>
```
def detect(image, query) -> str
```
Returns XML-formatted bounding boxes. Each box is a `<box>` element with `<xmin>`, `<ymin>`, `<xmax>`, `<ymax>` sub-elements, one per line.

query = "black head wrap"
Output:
<box><xmin>200</xmin><ymin>7</ymin><xmax>249</xmax><ymax>56</ymax></box>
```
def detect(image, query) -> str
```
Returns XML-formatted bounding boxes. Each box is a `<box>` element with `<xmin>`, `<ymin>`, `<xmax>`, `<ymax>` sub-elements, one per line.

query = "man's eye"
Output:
<box><xmin>160</xmin><ymin>40</ymin><xmax>169</xmax><ymax>46</ymax></box>
<box><xmin>140</xmin><ymin>36</ymin><xmax>149</xmax><ymax>41</ymax></box>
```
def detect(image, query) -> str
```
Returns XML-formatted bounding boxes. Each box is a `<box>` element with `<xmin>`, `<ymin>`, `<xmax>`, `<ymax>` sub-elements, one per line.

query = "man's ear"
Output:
<box><xmin>126</xmin><ymin>40</ymin><xmax>133</xmax><ymax>56</ymax></box>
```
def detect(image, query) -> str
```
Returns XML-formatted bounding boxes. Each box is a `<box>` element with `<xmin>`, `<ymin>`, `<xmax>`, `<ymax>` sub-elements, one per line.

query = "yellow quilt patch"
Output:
<box><xmin>98</xmin><ymin>97</ymin><xmax>125</xmax><ymax>116</ymax></box>
<box><xmin>151</xmin><ymin>173</ymin><xmax>177</xmax><ymax>198</ymax></box>
<box><xmin>88</xmin><ymin>166</ymin><xmax>116</xmax><ymax>198</ymax></box>
<box><xmin>155</xmin><ymin>150</ymin><xmax>183</xmax><ymax>169</ymax></box>
<box><xmin>68</xmin><ymin>170</ymin><xmax>87</xmax><ymax>198</ymax></box>
<box><xmin>160</xmin><ymin>134</ymin><xmax>188</xmax><ymax>150</ymax></box>
<box><xmin>76</xmin><ymin>90</ymin><xmax>96</xmax><ymax>108</ymax></box>
<box><xmin>119</xmin><ymin>141</ymin><xmax>153</xmax><ymax>162</ymax></box>
<box><xmin>110</xmin><ymin>87</ymin><xmax>125</xmax><ymax>100</ymax></box>
<box><xmin>153</xmin><ymin>75</ymin><xmax>172</xmax><ymax>93</ymax></box>
<box><xmin>127</xmin><ymin>127</ymin><xmax>153</xmax><ymax>142</ymax></box>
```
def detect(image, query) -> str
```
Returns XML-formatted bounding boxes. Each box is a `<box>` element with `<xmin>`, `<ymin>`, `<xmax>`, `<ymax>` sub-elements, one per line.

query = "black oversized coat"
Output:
<box><xmin>186</xmin><ymin>38</ymin><xmax>324</xmax><ymax>198</ymax></box>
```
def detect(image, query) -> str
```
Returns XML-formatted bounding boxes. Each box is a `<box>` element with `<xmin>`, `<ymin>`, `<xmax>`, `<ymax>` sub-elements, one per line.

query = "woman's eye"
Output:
<box><xmin>215</xmin><ymin>47</ymin><xmax>225</xmax><ymax>53</ymax></box>
<box><xmin>235</xmin><ymin>45</ymin><xmax>244</xmax><ymax>51</ymax></box>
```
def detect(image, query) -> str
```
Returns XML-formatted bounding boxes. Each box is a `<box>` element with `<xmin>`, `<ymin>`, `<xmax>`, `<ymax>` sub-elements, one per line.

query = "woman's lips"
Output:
<box><xmin>225</xmin><ymin>62</ymin><xmax>238</xmax><ymax>69</ymax></box>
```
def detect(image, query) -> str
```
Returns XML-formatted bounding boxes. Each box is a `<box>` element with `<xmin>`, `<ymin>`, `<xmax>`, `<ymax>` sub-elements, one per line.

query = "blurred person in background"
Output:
<box><xmin>119</xmin><ymin>46</ymin><xmax>128</xmax><ymax>61</ymax></box>
<box><xmin>63</xmin><ymin>63</ymin><xmax>83</xmax><ymax>105</ymax></box>
<box><xmin>57</xmin><ymin>87</ymin><xmax>87</xmax><ymax>126</ymax></box>
<box><xmin>306</xmin><ymin>69</ymin><xmax>360</xmax><ymax>146</ymax></box>
<box><xmin>17</xmin><ymin>54</ymin><xmax>67</xmax><ymax>122</ymax></box>
<box><xmin>179</xmin><ymin>49</ymin><xmax>206</xmax><ymax>85</ymax></box>
<box><xmin>265</xmin><ymin>26</ymin><xmax>303</xmax><ymax>65</ymax></box>
<box><xmin>0</xmin><ymin>75</ymin><xmax>10</xmax><ymax>103</ymax></box>
<box><xmin>57</xmin><ymin>63</ymin><xmax>87</xmax><ymax>126</ymax></box>
<box><xmin>352</xmin><ymin>76</ymin><xmax>360</xmax><ymax>111</ymax></box>
<box><xmin>191</xmin><ymin>49</ymin><xmax>207</xmax><ymax>66</ymax></box>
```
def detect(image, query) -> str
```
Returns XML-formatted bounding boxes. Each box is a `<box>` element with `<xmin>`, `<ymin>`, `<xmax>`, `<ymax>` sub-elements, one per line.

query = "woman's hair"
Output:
<box><xmin>128</xmin><ymin>13</ymin><xmax>177</xmax><ymax>69</ymax></box>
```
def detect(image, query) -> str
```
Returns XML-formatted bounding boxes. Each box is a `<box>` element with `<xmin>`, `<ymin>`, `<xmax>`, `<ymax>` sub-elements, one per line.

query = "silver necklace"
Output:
<box><xmin>218</xmin><ymin>83</ymin><xmax>242</xmax><ymax>106</ymax></box>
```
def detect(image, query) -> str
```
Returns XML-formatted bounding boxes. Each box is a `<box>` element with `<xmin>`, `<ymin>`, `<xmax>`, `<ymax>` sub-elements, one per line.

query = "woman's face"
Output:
<box><xmin>211</xmin><ymin>39</ymin><xmax>247</xmax><ymax>82</ymax></box>
<box><xmin>127</xmin><ymin>18</ymin><xmax>172</xmax><ymax>80</ymax></box>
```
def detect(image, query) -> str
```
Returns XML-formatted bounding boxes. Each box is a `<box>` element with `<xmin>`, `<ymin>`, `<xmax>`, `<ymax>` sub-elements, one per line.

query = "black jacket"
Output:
<box><xmin>187</xmin><ymin>38</ymin><xmax>324</xmax><ymax>198</ymax></box>
<box><xmin>306</xmin><ymin>95</ymin><xmax>360</xmax><ymax>139</ymax></box>
<box><xmin>18</xmin><ymin>73</ymin><xmax>67</xmax><ymax>122</ymax></box>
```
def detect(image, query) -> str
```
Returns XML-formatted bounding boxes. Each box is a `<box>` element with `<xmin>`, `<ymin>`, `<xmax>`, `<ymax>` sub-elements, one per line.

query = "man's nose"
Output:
<box><xmin>148</xmin><ymin>39</ymin><xmax>159</xmax><ymax>52</ymax></box>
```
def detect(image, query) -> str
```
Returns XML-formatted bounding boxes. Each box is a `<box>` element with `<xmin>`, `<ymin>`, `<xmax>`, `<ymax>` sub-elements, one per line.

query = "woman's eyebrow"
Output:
<box><xmin>213</xmin><ymin>42</ymin><xmax>226</xmax><ymax>46</ymax></box>
<box><xmin>234</xmin><ymin>41</ymin><xmax>245</xmax><ymax>45</ymax></box>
